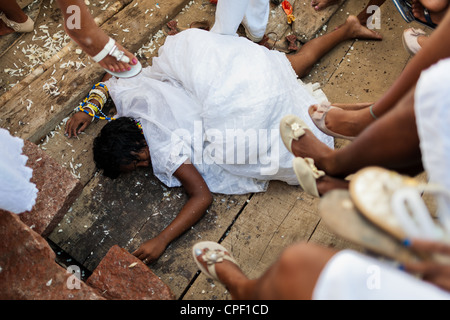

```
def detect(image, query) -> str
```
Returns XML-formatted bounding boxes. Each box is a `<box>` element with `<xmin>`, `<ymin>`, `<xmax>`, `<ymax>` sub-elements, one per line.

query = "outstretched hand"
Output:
<box><xmin>65</xmin><ymin>111</ymin><xmax>92</xmax><ymax>138</ymax></box>
<box><xmin>403</xmin><ymin>238</ymin><xmax>450</xmax><ymax>292</ymax></box>
<box><xmin>132</xmin><ymin>237</ymin><xmax>168</xmax><ymax>265</ymax></box>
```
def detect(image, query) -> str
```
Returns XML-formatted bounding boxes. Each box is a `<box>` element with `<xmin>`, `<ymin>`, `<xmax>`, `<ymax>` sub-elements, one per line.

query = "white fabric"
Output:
<box><xmin>313</xmin><ymin>250</ymin><xmax>450</xmax><ymax>299</ymax></box>
<box><xmin>107</xmin><ymin>29</ymin><xmax>333</xmax><ymax>194</ymax></box>
<box><xmin>415</xmin><ymin>58</ymin><xmax>450</xmax><ymax>224</ymax></box>
<box><xmin>0</xmin><ymin>128</ymin><xmax>38</xmax><ymax>214</ymax></box>
<box><xmin>210</xmin><ymin>0</ymin><xmax>270</xmax><ymax>40</ymax></box>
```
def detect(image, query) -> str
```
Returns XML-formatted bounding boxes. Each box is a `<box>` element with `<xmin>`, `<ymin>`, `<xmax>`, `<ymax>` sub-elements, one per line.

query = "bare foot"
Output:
<box><xmin>341</xmin><ymin>15</ymin><xmax>383</xmax><ymax>41</ymax></box>
<box><xmin>311</xmin><ymin>0</ymin><xmax>340</xmax><ymax>11</ymax></box>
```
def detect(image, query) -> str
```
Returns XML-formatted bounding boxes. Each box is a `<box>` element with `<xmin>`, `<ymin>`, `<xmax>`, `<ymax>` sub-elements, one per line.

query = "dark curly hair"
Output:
<box><xmin>93</xmin><ymin>117</ymin><xmax>147</xmax><ymax>179</ymax></box>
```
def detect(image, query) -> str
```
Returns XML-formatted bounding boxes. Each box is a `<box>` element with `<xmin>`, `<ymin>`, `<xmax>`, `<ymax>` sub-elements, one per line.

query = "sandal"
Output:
<box><xmin>91</xmin><ymin>37</ymin><xmax>142</xmax><ymax>78</ymax></box>
<box><xmin>292</xmin><ymin>157</ymin><xmax>325</xmax><ymax>197</ymax></box>
<box><xmin>279</xmin><ymin>114</ymin><xmax>311</xmax><ymax>154</ymax></box>
<box><xmin>0</xmin><ymin>12</ymin><xmax>34</xmax><ymax>33</ymax></box>
<box><xmin>402</xmin><ymin>27</ymin><xmax>427</xmax><ymax>55</ymax></box>
<box><xmin>349</xmin><ymin>166</ymin><xmax>450</xmax><ymax>242</ymax></box>
<box><xmin>308</xmin><ymin>104</ymin><xmax>356</xmax><ymax>141</ymax></box>
<box><xmin>392</xmin><ymin>0</ymin><xmax>437</xmax><ymax>29</ymax></box>
<box><xmin>318</xmin><ymin>190</ymin><xmax>422</xmax><ymax>263</ymax></box>
<box><xmin>192</xmin><ymin>241</ymin><xmax>239</xmax><ymax>282</ymax></box>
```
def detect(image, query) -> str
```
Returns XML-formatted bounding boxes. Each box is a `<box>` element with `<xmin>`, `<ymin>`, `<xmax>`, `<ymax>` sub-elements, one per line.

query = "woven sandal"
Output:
<box><xmin>350</xmin><ymin>166</ymin><xmax>450</xmax><ymax>242</ymax></box>
<box><xmin>192</xmin><ymin>241</ymin><xmax>239</xmax><ymax>282</ymax></box>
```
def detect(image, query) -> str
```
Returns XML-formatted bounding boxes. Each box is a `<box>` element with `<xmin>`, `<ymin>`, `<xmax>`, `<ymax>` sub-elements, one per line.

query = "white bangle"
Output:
<box><xmin>91</xmin><ymin>37</ymin><xmax>115</xmax><ymax>62</ymax></box>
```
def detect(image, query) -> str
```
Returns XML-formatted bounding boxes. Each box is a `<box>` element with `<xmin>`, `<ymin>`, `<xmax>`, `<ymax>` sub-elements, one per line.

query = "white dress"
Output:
<box><xmin>107</xmin><ymin>29</ymin><xmax>333</xmax><ymax>194</ymax></box>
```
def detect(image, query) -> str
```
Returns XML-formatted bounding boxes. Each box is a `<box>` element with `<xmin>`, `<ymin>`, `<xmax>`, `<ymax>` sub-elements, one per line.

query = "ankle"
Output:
<box><xmin>5</xmin><ymin>11</ymin><xmax>28</xmax><ymax>23</ymax></box>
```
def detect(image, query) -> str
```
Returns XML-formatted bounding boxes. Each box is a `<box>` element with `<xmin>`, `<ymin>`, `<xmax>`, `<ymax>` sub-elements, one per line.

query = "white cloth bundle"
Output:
<box><xmin>0</xmin><ymin>129</ymin><xmax>38</xmax><ymax>213</ymax></box>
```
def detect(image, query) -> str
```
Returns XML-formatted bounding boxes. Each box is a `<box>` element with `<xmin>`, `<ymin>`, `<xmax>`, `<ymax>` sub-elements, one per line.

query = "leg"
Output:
<box><xmin>195</xmin><ymin>242</ymin><xmax>337</xmax><ymax>299</ymax></box>
<box><xmin>210</xmin><ymin>0</ymin><xmax>250</xmax><ymax>36</ymax></box>
<box><xmin>316</xmin><ymin>9</ymin><xmax>450</xmax><ymax>138</ymax></box>
<box><xmin>56</xmin><ymin>0</ymin><xmax>138</xmax><ymax>74</ymax></box>
<box><xmin>287</xmin><ymin>16</ymin><xmax>382</xmax><ymax>78</ymax></box>
<box><xmin>242</xmin><ymin>0</ymin><xmax>270</xmax><ymax>41</ymax></box>
<box><xmin>291</xmin><ymin>86</ymin><xmax>423</xmax><ymax>177</ymax></box>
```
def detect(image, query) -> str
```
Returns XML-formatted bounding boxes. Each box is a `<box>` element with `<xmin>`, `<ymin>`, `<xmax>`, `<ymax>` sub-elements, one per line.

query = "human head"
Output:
<box><xmin>93</xmin><ymin>117</ymin><xmax>149</xmax><ymax>179</ymax></box>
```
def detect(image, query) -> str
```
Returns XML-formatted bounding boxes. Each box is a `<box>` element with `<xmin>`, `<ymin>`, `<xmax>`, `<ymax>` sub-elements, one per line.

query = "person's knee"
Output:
<box><xmin>277</xmin><ymin>242</ymin><xmax>316</xmax><ymax>274</ymax></box>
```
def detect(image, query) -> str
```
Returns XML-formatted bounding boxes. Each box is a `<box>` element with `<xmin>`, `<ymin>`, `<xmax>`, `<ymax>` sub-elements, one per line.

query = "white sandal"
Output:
<box><xmin>350</xmin><ymin>166</ymin><xmax>450</xmax><ymax>242</ymax></box>
<box><xmin>0</xmin><ymin>12</ymin><xmax>34</xmax><ymax>33</ymax></box>
<box><xmin>192</xmin><ymin>241</ymin><xmax>239</xmax><ymax>282</ymax></box>
<box><xmin>91</xmin><ymin>37</ymin><xmax>142</xmax><ymax>78</ymax></box>
<box><xmin>292</xmin><ymin>157</ymin><xmax>325</xmax><ymax>197</ymax></box>
<box><xmin>279</xmin><ymin>114</ymin><xmax>311</xmax><ymax>154</ymax></box>
<box><xmin>402</xmin><ymin>28</ymin><xmax>427</xmax><ymax>55</ymax></box>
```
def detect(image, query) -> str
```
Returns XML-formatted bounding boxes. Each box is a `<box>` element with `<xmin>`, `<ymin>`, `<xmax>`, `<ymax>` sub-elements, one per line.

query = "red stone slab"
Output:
<box><xmin>86</xmin><ymin>245</ymin><xmax>176</xmax><ymax>300</ymax></box>
<box><xmin>18</xmin><ymin>140</ymin><xmax>82</xmax><ymax>237</ymax></box>
<box><xmin>0</xmin><ymin>209</ymin><xmax>104</xmax><ymax>300</ymax></box>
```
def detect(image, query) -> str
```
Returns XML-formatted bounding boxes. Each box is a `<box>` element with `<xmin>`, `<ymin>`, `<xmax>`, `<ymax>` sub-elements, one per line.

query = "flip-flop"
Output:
<box><xmin>402</xmin><ymin>27</ymin><xmax>427</xmax><ymax>55</ymax></box>
<box><xmin>91</xmin><ymin>37</ymin><xmax>143</xmax><ymax>78</ymax></box>
<box><xmin>308</xmin><ymin>104</ymin><xmax>355</xmax><ymax>141</ymax></box>
<box><xmin>192</xmin><ymin>241</ymin><xmax>239</xmax><ymax>282</ymax></box>
<box><xmin>349</xmin><ymin>166</ymin><xmax>450</xmax><ymax>242</ymax></box>
<box><xmin>392</xmin><ymin>0</ymin><xmax>437</xmax><ymax>29</ymax></box>
<box><xmin>292</xmin><ymin>157</ymin><xmax>325</xmax><ymax>197</ymax></box>
<box><xmin>279</xmin><ymin>114</ymin><xmax>311</xmax><ymax>154</ymax></box>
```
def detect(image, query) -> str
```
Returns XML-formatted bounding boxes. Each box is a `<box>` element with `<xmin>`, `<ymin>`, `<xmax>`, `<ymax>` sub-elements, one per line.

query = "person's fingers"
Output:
<box><xmin>409</xmin><ymin>238</ymin><xmax>450</xmax><ymax>255</ymax></box>
<box><xmin>78</xmin><ymin>121</ymin><xmax>90</xmax><ymax>134</ymax></box>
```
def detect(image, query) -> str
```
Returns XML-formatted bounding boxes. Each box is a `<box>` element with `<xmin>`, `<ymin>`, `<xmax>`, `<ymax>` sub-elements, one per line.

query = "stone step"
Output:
<box><xmin>0</xmin><ymin>208</ymin><xmax>104</xmax><ymax>300</ymax></box>
<box><xmin>1</xmin><ymin>208</ymin><xmax>175</xmax><ymax>299</ymax></box>
<box><xmin>18</xmin><ymin>140</ymin><xmax>83</xmax><ymax>238</ymax></box>
<box><xmin>86</xmin><ymin>245</ymin><xmax>176</xmax><ymax>300</ymax></box>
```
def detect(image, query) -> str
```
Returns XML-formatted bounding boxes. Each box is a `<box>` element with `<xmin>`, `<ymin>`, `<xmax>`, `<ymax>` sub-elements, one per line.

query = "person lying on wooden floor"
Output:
<box><xmin>64</xmin><ymin>0</ymin><xmax>381</xmax><ymax>263</ymax></box>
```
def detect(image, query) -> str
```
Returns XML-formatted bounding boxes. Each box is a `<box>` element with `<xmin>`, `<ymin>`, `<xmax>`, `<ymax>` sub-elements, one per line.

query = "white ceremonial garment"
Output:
<box><xmin>107</xmin><ymin>29</ymin><xmax>333</xmax><ymax>194</ymax></box>
<box><xmin>415</xmin><ymin>57</ymin><xmax>450</xmax><ymax>219</ymax></box>
<box><xmin>0</xmin><ymin>128</ymin><xmax>38</xmax><ymax>213</ymax></box>
<box><xmin>313</xmin><ymin>250</ymin><xmax>450</xmax><ymax>300</ymax></box>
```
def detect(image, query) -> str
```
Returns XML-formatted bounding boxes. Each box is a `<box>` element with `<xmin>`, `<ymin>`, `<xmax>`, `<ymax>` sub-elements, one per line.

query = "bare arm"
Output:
<box><xmin>373</xmin><ymin>9</ymin><xmax>450</xmax><ymax>116</ymax></box>
<box><xmin>133</xmin><ymin>162</ymin><xmax>213</xmax><ymax>263</ymax></box>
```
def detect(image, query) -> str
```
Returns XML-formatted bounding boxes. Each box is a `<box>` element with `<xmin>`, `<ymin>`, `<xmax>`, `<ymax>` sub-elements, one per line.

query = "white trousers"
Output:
<box><xmin>211</xmin><ymin>0</ymin><xmax>270</xmax><ymax>39</ymax></box>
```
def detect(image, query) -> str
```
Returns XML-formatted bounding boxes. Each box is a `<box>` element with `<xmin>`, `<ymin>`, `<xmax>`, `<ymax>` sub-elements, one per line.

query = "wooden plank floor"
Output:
<box><xmin>1</xmin><ymin>0</ymin><xmax>423</xmax><ymax>300</ymax></box>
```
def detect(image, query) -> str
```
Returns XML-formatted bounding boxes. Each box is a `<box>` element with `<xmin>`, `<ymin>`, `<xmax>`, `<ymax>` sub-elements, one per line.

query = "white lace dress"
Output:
<box><xmin>107</xmin><ymin>29</ymin><xmax>333</xmax><ymax>194</ymax></box>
